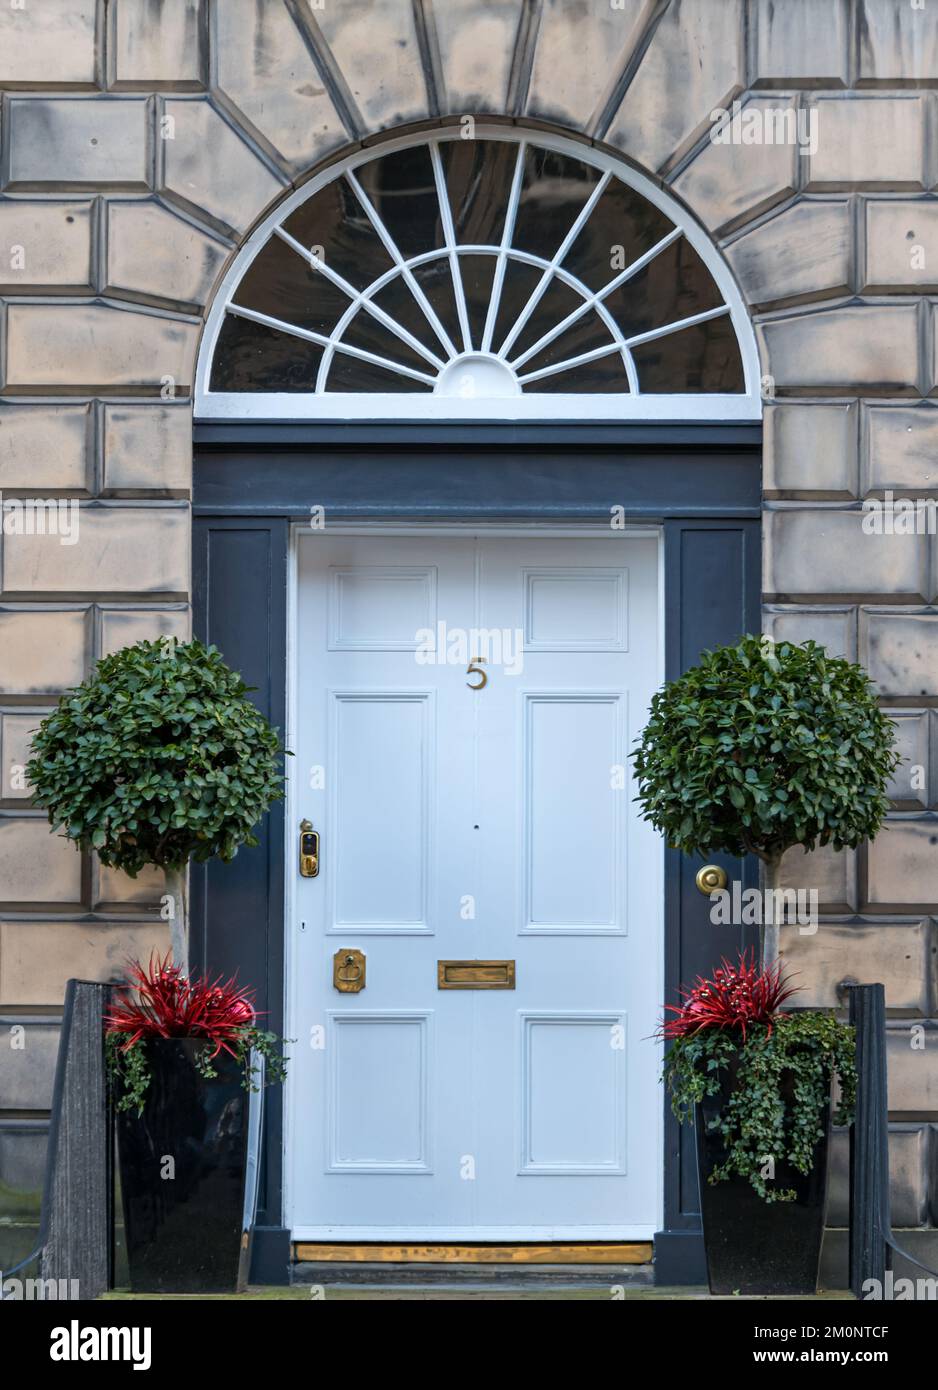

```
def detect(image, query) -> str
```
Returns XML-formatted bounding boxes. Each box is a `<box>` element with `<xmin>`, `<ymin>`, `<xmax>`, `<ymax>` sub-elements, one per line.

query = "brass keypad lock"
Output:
<box><xmin>334</xmin><ymin>949</ymin><xmax>365</xmax><ymax>993</ymax></box>
<box><xmin>299</xmin><ymin>818</ymin><xmax>320</xmax><ymax>877</ymax></box>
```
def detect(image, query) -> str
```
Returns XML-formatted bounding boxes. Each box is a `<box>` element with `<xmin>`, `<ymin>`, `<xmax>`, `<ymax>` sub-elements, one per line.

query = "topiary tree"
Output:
<box><xmin>631</xmin><ymin>635</ymin><xmax>899</xmax><ymax>966</ymax></box>
<box><xmin>26</xmin><ymin>637</ymin><xmax>286</xmax><ymax>972</ymax></box>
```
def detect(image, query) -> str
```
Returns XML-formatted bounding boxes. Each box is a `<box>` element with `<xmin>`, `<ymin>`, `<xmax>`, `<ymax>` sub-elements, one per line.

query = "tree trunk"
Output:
<box><xmin>164</xmin><ymin>863</ymin><xmax>189</xmax><ymax>976</ymax></box>
<box><xmin>762</xmin><ymin>852</ymin><xmax>783</xmax><ymax>970</ymax></box>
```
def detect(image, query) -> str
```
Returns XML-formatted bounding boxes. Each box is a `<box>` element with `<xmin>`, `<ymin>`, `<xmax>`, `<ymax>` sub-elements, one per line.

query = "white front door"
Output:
<box><xmin>289</xmin><ymin>529</ymin><xmax>662</xmax><ymax>1240</ymax></box>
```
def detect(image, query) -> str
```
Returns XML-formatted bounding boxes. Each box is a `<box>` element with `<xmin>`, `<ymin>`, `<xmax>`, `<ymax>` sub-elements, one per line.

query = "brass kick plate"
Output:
<box><xmin>438</xmin><ymin>960</ymin><xmax>515</xmax><ymax>990</ymax></box>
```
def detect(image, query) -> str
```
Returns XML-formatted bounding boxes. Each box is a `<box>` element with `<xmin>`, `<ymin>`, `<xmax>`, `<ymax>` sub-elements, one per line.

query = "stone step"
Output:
<box><xmin>292</xmin><ymin>1260</ymin><xmax>654</xmax><ymax>1289</ymax></box>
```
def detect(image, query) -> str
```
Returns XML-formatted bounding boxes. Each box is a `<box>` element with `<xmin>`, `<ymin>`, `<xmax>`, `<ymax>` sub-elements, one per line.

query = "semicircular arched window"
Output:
<box><xmin>197</xmin><ymin>129</ymin><xmax>759</xmax><ymax>421</ymax></box>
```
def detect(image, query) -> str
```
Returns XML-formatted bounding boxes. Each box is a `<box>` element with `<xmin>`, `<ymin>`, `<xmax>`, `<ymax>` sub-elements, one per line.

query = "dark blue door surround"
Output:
<box><xmin>192</xmin><ymin>421</ymin><xmax>762</xmax><ymax>1283</ymax></box>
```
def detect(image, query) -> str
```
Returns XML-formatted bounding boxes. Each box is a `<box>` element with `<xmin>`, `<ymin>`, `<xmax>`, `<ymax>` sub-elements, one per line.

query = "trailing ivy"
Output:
<box><xmin>664</xmin><ymin>1011</ymin><xmax>857</xmax><ymax>1203</ymax></box>
<box><xmin>107</xmin><ymin>1026</ymin><xmax>288</xmax><ymax>1117</ymax></box>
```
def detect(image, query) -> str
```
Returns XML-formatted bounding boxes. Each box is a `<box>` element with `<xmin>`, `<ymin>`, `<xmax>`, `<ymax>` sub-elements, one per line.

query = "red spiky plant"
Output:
<box><xmin>657</xmin><ymin>951</ymin><xmax>798</xmax><ymax>1041</ymax></box>
<box><xmin>105</xmin><ymin>954</ymin><xmax>257</xmax><ymax>1060</ymax></box>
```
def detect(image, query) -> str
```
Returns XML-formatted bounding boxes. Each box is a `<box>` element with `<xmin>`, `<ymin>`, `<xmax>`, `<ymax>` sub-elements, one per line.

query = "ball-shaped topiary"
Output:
<box><xmin>28</xmin><ymin>636</ymin><xmax>285</xmax><ymax>873</ymax></box>
<box><xmin>27</xmin><ymin>637</ymin><xmax>286</xmax><ymax>966</ymax></box>
<box><xmin>631</xmin><ymin>635</ymin><xmax>899</xmax><ymax>962</ymax></box>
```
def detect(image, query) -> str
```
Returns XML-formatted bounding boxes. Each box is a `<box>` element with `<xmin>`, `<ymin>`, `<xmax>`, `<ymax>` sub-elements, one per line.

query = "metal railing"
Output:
<box><xmin>847</xmin><ymin>983</ymin><xmax>938</xmax><ymax>1298</ymax></box>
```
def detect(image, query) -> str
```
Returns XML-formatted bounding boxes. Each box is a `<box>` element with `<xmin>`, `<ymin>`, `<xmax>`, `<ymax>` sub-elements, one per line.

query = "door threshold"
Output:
<box><xmin>293</xmin><ymin>1242</ymin><xmax>652</xmax><ymax>1265</ymax></box>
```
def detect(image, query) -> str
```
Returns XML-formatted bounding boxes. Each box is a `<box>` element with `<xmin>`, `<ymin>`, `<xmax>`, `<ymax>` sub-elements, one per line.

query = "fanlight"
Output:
<box><xmin>197</xmin><ymin>129</ymin><xmax>759</xmax><ymax>420</ymax></box>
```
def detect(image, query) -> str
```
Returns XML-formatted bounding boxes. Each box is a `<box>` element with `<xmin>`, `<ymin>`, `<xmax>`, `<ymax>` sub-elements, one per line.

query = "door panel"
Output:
<box><xmin>290</xmin><ymin>531</ymin><xmax>661</xmax><ymax>1239</ymax></box>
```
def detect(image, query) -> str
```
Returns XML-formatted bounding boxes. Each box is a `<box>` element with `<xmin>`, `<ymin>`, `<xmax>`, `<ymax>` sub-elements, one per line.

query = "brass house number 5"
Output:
<box><xmin>466</xmin><ymin>656</ymin><xmax>487</xmax><ymax>690</ymax></box>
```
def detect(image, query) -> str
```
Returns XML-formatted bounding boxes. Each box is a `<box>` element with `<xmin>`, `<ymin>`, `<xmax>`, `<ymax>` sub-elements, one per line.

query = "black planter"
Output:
<box><xmin>116</xmin><ymin>1038</ymin><xmax>252</xmax><ymax>1293</ymax></box>
<box><xmin>695</xmin><ymin>1069</ymin><xmax>830</xmax><ymax>1296</ymax></box>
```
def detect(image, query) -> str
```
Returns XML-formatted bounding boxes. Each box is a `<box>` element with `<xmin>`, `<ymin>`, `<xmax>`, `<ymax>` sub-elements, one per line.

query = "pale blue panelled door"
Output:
<box><xmin>290</xmin><ymin>529</ymin><xmax>661</xmax><ymax>1240</ymax></box>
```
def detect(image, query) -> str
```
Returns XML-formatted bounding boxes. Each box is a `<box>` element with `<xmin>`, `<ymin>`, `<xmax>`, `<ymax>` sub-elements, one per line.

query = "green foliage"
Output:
<box><xmin>631</xmin><ymin>635</ymin><xmax>899</xmax><ymax>861</ymax></box>
<box><xmin>664</xmin><ymin>1011</ymin><xmax>857</xmax><ymax>1202</ymax></box>
<box><xmin>106</xmin><ymin>1031</ymin><xmax>151</xmax><ymax>1116</ymax></box>
<box><xmin>26</xmin><ymin>637</ymin><xmax>286</xmax><ymax>875</ymax></box>
<box><xmin>107</xmin><ymin>1027</ymin><xmax>289</xmax><ymax>1117</ymax></box>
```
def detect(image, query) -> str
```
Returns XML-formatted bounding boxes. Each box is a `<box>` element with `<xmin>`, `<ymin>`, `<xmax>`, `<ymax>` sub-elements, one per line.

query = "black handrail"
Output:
<box><xmin>847</xmin><ymin>983</ymin><xmax>938</xmax><ymax>1298</ymax></box>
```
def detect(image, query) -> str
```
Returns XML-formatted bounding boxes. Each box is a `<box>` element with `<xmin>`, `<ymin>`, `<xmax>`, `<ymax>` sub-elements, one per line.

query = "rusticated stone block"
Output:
<box><xmin>317</xmin><ymin>0</ymin><xmax>429</xmax><ymax>132</ymax></box>
<box><xmin>605</xmin><ymin>0</ymin><xmax>743</xmax><ymax>174</ymax></box>
<box><xmin>98</xmin><ymin>606</ymin><xmax>190</xmax><ymax>657</ymax></box>
<box><xmin>856</xmin><ymin>1</ymin><xmax>938</xmax><ymax>85</ymax></box>
<box><xmin>0</xmin><ymin>608</ymin><xmax>90</xmax><ymax>695</ymax></box>
<box><xmin>762</xmin><ymin>605</ymin><xmax>857</xmax><ymax>661</ymax></box>
<box><xmin>434</xmin><ymin>0</ymin><xmax>522</xmax><ymax>115</ymax></box>
<box><xmin>764</xmin><ymin>402</ymin><xmax>858</xmax><ymax>499</ymax></box>
<box><xmin>866</xmin><ymin>820</ymin><xmax>938</xmax><ymax>911</ymax></box>
<box><xmin>758</xmin><ymin>303</ymin><xmax>920</xmax><ymax>394</ymax></box>
<box><xmin>4</xmin><ymin>98</ymin><xmax>150</xmax><ymax>191</ymax></box>
<box><xmin>0</xmin><ymin>818</ymin><xmax>82</xmax><ymax>907</ymax></box>
<box><xmin>764</xmin><ymin>508</ymin><xmax>928</xmax><ymax>601</ymax></box>
<box><xmin>526</xmin><ymin>0</ymin><xmax>644</xmax><ymax>131</ymax></box>
<box><xmin>886</xmin><ymin>1025</ymin><xmax>938</xmax><ymax>1114</ymax></box>
<box><xmin>725</xmin><ymin>199</ymin><xmax>851</xmax><ymax>307</ymax></box>
<box><xmin>0</xmin><ymin>1124</ymin><xmax>46</xmax><ymax>1217</ymax></box>
<box><xmin>884</xmin><ymin>709</ymin><xmax>930</xmax><ymax>810</ymax></box>
<box><xmin>0</xmin><ymin>712</ymin><xmax>41</xmax><ymax>802</ymax></box>
<box><xmin>0</xmin><ymin>1</ymin><xmax>96</xmax><ymax>87</ymax></box>
<box><xmin>864</xmin><ymin>404</ymin><xmax>938</xmax><ymax>495</ymax></box>
<box><xmin>751</xmin><ymin>0</ymin><xmax>849</xmax><ymax>87</ymax></box>
<box><xmin>102</xmin><ymin>404</ymin><xmax>192</xmax><ymax>494</ymax></box>
<box><xmin>95</xmin><ymin>861</ymin><xmax>165</xmax><ymax>908</ymax></box>
<box><xmin>160</xmin><ymin>98</ymin><xmax>286</xmax><ymax>235</ymax></box>
<box><xmin>0</xmin><ymin>200</ymin><xmax>94</xmax><ymax>290</ymax></box>
<box><xmin>779</xmin><ymin>843</ymin><xmax>856</xmax><ymax>913</ymax></box>
<box><xmin>860</xmin><ymin>609</ymin><xmax>938</xmax><ymax>698</ymax></box>
<box><xmin>807</xmin><ymin>96</ymin><xmax>927</xmax><ymax>190</ymax></box>
<box><xmin>672</xmin><ymin>97</ymin><xmax>798</xmax><ymax>236</ymax></box>
<box><xmin>213</xmin><ymin>0</ymin><xmax>347</xmax><ymax>172</ymax></box>
<box><xmin>828</xmin><ymin>1125</ymin><xmax>928</xmax><ymax>1228</ymax></box>
<box><xmin>105</xmin><ymin>201</ymin><xmax>228</xmax><ymax>309</ymax></box>
<box><xmin>779</xmin><ymin>918</ymin><xmax>932</xmax><ymax>1014</ymax></box>
<box><xmin>1</xmin><ymin>504</ymin><xmax>189</xmax><ymax>598</ymax></box>
<box><xmin>0</xmin><ymin>920</ymin><xmax>170</xmax><ymax>1007</ymax></box>
<box><xmin>865</xmin><ymin>201</ymin><xmax>938</xmax><ymax>293</ymax></box>
<box><xmin>5</xmin><ymin>302</ymin><xmax>199</xmax><ymax>391</ymax></box>
<box><xmin>109</xmin><ymin>0</ymin><xmax>204</xmax><ymax>88</ymax></box>
<box><xmin>0</xmin><ymin>1019</ymin><xmax>59</xmax><ymax>1110</ymax></box>
<box><xmin>0</xmin><ymin>403</ymin><xmax>92</xmax><ymax>492</ymax></box>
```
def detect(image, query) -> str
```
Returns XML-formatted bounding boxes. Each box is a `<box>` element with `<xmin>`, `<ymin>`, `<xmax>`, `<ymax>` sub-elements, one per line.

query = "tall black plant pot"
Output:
<box><xmin>695</xmin><ymin>1070</ymin><xmax>830</xmax><ymax>1296</ymax></box>
<box><xmin>116</xmin><ymin>1039</ymin><xmax>252</xmax><ymax>1293</ymax></box>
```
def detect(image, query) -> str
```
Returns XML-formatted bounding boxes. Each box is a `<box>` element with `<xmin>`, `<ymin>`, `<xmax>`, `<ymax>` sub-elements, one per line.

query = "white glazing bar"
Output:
<box><xmin>273</xmin><ymin>226</ymin><xmax>446</xmax><ymax>372</ymax></box>
<box><xmin>481</xmin><ymin>141</ymin><xmax>526</xmax><ymax>353</ymax></box>
<box><xmin>227</xmin><ymin>303</ymin><xmax>437</xmax><ymax>385</ymax></box>
<box><xmin>517</xmin><ymin>304</ymin><xmax>731</xmax><ymax>385</ymax></box>
<box><xmin>497</xmin><ymin>170</ymin><xmax>612</xmax><ymax>357</ymax></box>
<box><xmin>516</xmin><ymin>339</ymin><xmax>623</xmax><ymax>384</ymax></box>
<box><xmin>509</xmin><ymin>228</ymin><xmax>683</xmax><ymax>370</ymax></box>
<box><xmin>429</xmin><ymin>141</ymin><xmax>473</xmax><ymax>353</ymax></box>
<box><xmin>624</xmin><ymin>303</ymin><xmax>730</xmax><ymax>348</ymax></box>
<box><xmin>345</xmin><ymin>170</ymin><xmax>458</xmax><ymax>359</ymax></box>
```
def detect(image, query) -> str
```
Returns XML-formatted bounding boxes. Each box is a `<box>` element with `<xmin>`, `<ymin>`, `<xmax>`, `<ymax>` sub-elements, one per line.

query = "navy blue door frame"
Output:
<box><xmin>192</xmin><ymin>421</ymin><xmax>762</xmax><ymax>1283</ymax></box>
